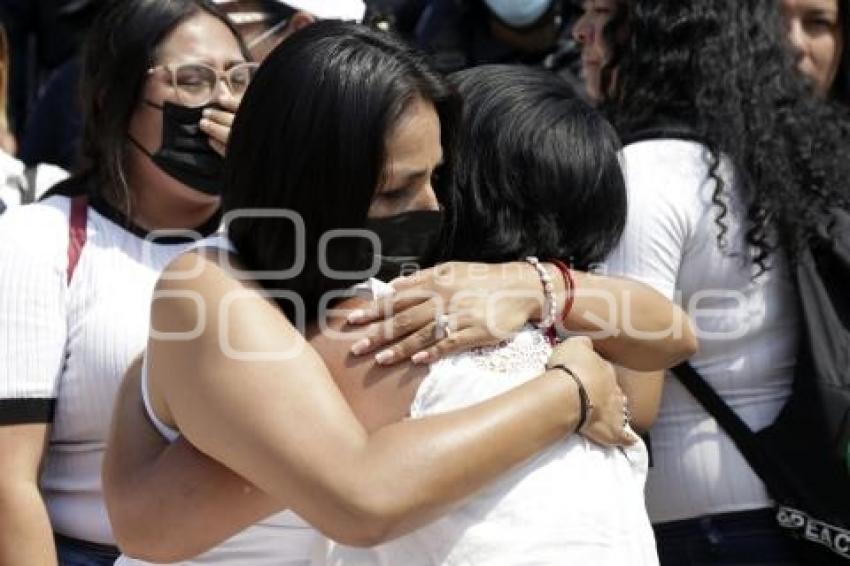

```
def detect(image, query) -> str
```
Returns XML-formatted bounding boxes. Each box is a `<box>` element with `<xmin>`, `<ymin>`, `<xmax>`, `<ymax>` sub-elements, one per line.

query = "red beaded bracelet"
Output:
<box><xmin>548</xmin><ymin>259</ymin><xmax>577</xmax><ymax>332</ymax></box>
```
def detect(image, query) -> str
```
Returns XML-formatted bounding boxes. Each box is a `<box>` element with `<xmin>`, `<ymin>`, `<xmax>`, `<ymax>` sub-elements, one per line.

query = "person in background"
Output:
<box><xmin>0</xmin><ymin>23</ymin><xmax>16</xmax><ymax>157</ymax></box>
<box><xmin>0</xmin><ymin>21</ymin><xmax>23</xmax><ymax>213</ymax></box>
<box><xmin>198</xmin><ymin>0</ymin><xmax>365</xmax><ymax>155</ymax></box>
<box><xmin>16</xmin><ymin>0</ymin><xmax>103</xmax><ymax>171</ymax></box>
<box><xmin>215</xmin><ymin>0</ymin><xmax>366</xmax><ymax>62</ymax></box>
<box><xmin>573</xmin><ymin>0</ymin><xmax>850</xmax><ymax>563</ymax></box>
<box><xmin>0</xmin><ymin>1</ymin><xmax>255</xmax><ymax>564</ymax></box>
<box><xmin>0</xmin><ymin>22</ymin><xmax>67</xmax><ymax>212</ymax></box>
<box><xmin>413</xmin><ymin>0</ymin><xmax>570</xmax><ymax>74</ymax></box>
<box><xmin>0</xmin><ymin>0</ymin><xmax>81</xmax><ymax>143</ymax></box>
<box><xmin>781</xmin><ymin>0</ymin><xmax>849</xmax><ymax>105</ymax></box>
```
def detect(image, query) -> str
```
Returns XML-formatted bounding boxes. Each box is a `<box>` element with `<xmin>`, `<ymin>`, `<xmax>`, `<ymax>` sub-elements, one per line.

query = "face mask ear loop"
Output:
<box><xmin>127</xmin><ymin>135</ymin><xmax>155</xmax><ymax>159</ymax></box>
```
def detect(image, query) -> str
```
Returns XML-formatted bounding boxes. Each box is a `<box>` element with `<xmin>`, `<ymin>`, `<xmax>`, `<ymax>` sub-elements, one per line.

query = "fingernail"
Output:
<box><xmin>350</xmin><ymin>339</ymin><xmax>370</xmax><ymax>356</ymax></box>
<box><xmin>347</xmin><ymin>309</ymin><xmax>367</xmax><ymax>324</ymax></box>
<box><xmin>199</xmin><ymin>118</ymin><xmax>210</xmax><ymax>129</ymax></box>
<box><xmin>375</xmin><ymin>350</ymin><xmax>394</xmax><ymax>365</ymax></box>
<box><xmin>202</xmin><ymin>108</ymin><xmax>212</xmax><ymax>118</ymax></box>
<box><xmin>411</xmin><ymin>351</ymin><xmax>430</xmax><ymax>365</ymax></box>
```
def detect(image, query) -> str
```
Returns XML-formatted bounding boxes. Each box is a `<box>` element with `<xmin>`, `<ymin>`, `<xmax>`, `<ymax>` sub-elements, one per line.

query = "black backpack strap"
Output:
<box><xmin>671</xmin><ymin>362</ymin><xmax>792</xmax><ymax>501</ymax></box>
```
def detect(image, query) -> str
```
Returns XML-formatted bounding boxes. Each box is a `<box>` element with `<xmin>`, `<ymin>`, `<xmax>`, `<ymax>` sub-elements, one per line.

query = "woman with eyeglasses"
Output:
<box><xmin>0</xmin><ymin>2</ymin><xmax>256</xmax><ymax>564</ymax></box>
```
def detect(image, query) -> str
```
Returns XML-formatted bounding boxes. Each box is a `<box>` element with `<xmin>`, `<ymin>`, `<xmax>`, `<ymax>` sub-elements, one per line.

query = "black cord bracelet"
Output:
<box><xmin>547</xmin><ymin>364</ymin><xmax>593</xmax><ymax>433</ymax></box>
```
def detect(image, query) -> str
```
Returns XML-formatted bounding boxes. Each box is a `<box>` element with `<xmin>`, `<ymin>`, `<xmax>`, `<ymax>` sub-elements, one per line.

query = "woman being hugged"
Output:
<box><xmin>0</xmin><ymin>1</ymin><xmax>254</xmax><ymax>563</ymax></box>
<box><xmin>317</xmin><ymin>63</ymin><xmax>658</xmax><ymax>566</ymax></box>
<box><xmin>572</xmin><ymin>0</ymin><xmax>850</xmax><ymax>563</ymax></box>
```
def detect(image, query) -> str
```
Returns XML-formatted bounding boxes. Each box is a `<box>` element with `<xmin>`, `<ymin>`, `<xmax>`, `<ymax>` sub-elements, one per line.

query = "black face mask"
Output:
<box><xmin>130</xmin><ymin>101</ymin><xmax>224</xmax><ymax>195</ymax></box>
<box><xmin>361</xmin><ymin>210</ymin><xmax>445</xmax><ymax>281</ymax></box>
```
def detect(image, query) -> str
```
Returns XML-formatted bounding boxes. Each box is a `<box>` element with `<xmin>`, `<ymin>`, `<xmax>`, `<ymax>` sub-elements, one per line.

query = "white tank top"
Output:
<box><xmin>117</xmin><ymin>236</ymin><xmax>321</xmax><ymax>566</ymax></box>
<box><xmin>316</xmin><ymin>328</ymin><xmax>659</xmax><ymax>566</ymax></box>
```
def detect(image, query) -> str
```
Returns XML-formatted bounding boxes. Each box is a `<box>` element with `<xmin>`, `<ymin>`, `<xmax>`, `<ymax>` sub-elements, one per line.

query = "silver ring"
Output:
<box><xmin>435</xmin><ymin>314</ymin><xmax>452</xmax><ymax>339</ymax></box>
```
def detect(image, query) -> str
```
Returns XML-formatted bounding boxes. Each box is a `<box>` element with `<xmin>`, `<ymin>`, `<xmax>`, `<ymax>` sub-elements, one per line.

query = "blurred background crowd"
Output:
<box><xmin>0</xmin><ymin>0</ymin><xmax>586</xmax><ymax>211</ymax></box>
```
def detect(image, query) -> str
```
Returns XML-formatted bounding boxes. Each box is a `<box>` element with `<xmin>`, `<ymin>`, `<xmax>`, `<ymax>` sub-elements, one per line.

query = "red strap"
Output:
<box><xmin>548</xmin><ymin>259</ymin><xmax>577</xmax><ymax>341</ymax></box>
<box><xmin>67</xmin><ymin>196</ymin><xmax>88</xmax><ymax>284</ymax></box>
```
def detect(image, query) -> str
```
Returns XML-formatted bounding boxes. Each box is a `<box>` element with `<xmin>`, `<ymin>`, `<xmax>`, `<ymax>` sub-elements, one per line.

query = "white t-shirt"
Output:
<box><xmin>318</xmin><ymin>326</ymin><xmax>657</xmax><ymax>566</ymax></box>
<box><xmin>0</xmin><ymin>193</ymin><xmax>220</xmax><ymax>544</ymax></box>
<box><xmin>604</xmin><ymin>139</ymin><xmax>799</xmax><ymax>524</ymax></box>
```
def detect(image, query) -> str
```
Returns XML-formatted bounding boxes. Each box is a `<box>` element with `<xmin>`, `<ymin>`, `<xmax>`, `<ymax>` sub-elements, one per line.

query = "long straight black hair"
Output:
<box><xmin>76</xmin><ymin>0</ymin><xmax>249</xmax><ymax>210</ymax></box>
<box><xmin>447</xmin><ymin>64</ymin><xmax>626</xmax><ymax>270</ymax></box>
<box><xmin>222</xmin><ymin>21</ymin><xmax>459</xmax><ymax>322</ymax></box>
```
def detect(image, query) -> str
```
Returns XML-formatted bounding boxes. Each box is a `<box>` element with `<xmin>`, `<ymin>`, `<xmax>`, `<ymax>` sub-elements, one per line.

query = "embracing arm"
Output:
<box><xmin>150</xmin><ymin>272</ymin><xmax>580</xmax><ymax>548</ymax></box>
<box><xmin>567</xmin><ymin>269</ymin><xmax>696</xmax><ymax>370</ymax></box>
<box><xmin>104</xmin><ymin>254</ymin><xmax>631</xmax><ymax>559</ymax></box>
<box><xmin>103</xmin><ymin>358</ymin><xmax>281</xmax><ymax>562</ymax></box>
<box><xmin>346</xmin><ymin>262</ymin><xmax>696</xmax><ymax>372</ymax></box>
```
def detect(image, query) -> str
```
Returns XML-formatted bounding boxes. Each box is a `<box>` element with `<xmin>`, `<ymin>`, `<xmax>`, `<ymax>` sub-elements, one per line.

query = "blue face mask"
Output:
<box><xmin>482</xmin><ymin>0</ymin><xmax>552</xmax><ymax>28</ymax></box>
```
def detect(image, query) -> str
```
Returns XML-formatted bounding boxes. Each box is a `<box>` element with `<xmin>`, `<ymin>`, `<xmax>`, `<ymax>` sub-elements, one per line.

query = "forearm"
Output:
<box><xmin>617</xmin><ymin>368</ymin><xmax>665</xmax><ymax>433</ymax></box>
<box><xmin>0</xmin><ymin>485</ymin><xmax>57</xmax><ymax>566</ymax></box>
<box><xmin>107</xmin><ymin>438</ymin><xmax>281</xmax><ymax>562</ymax></box>
<box><xmin>562</xmin><ymin>271</ymin><xmax>697</xmax><ymax>370</ymax></box>
<box><xmin>293</xmin><ymin>371</ymin><xmax>578</xmax><ymax>546</ymax></box>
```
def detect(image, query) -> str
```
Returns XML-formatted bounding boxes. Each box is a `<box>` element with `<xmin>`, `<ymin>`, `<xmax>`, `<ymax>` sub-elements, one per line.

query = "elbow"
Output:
<box><xmin>320</xmin><ymin>487</ymin><xmax>402</xmax><ymax>547</ymax></box>
<box><xmin>106</xmin><ymin>506</ymin><xmax>164</xmax><ymax>562</ymax></box>
<box><xmin>668</xmin><ymin>315</ymin><xmax>699</xmax><ymax>366</ymax></box>
<box><xmin>327</xmin><ymin>519</ymin><xmax>394</xmax><ymax>548</ymax></box>
<box><xmin>628</xmin><ymin>410</ymin><xmax>659</xmax><ymax>435</ymax></box>
<box><xmin>104</xmin><ymin>490</ymin><xmax>198</xmax><ymax>563</ymax></box>
<box><xmin>112</xmin><ymin>522</ymin><xmax>199</xmax><ymax>563</ymax></box>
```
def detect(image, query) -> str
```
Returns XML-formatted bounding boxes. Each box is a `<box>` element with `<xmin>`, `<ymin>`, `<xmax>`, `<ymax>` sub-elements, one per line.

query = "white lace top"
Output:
<box><xmin>316</xmin><ymin>327</ymin><xmax>658</xmax><ymax>566</ymax></box>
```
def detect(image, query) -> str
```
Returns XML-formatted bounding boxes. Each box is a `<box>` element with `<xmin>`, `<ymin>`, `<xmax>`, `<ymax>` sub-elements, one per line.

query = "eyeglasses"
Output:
<box><xmin>148</xmin><ymin>61</ymin><xmax>260</xmax><ymax>107</ymax></box>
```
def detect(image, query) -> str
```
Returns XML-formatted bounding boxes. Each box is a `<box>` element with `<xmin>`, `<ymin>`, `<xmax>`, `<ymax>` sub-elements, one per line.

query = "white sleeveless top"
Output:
<box><xmin>316</xmin><ymin>328</ymin><xmax>658</xmax><ymax>566</ymax></box>
<box><xmin>116</xmin><ymin>236</ymin><xmax>322</xmax><ymax>566</ymax></box>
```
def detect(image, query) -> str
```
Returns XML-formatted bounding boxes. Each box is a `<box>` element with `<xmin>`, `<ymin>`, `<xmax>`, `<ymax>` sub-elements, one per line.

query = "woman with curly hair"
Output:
<box><xmin>573</xmin><ymin>0</ymin><xmax>850</xmax><ymax>563</ymax></box>
<box><xmin>781</xmin><ymin>0</ymin><xmax>849</xmax><ymax>104</ymax></box>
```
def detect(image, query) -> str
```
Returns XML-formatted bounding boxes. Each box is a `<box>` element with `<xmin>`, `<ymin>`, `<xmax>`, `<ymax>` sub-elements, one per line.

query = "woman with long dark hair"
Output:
<box><xmin>0</xmin><ymin>1</ymin><xmax>255</xmax><ymax>564</ymax></box>
<box><xmin>781</xmin><ymin>0</ymin><xmax>849</xmax><ymax>104</ymax></box>
<box><xmin>573</xmin><ymin>0</ymin><xmax>850</xmax><ymax>563</ymax></box>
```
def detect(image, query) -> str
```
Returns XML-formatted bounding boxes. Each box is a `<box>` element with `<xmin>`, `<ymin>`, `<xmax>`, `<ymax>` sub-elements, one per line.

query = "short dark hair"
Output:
<box><xmin>446</xmin><ymin>64</ymin><xmax>626</xmax><ymax>270</ymax></box>
<box><xmin>222</xmin><ymin>21</ymin><xmax>459</xmax><ymax>321</ymax></box>
<box><xmin>77</xmin><ymin>0</ymin><xmax>249</xmax><ymax>210</ymax></box>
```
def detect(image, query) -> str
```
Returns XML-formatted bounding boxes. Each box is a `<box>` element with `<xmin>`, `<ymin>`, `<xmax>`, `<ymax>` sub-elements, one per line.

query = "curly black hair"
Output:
<box><xmin>599</xmin><ymin>0</ymin><xmax>850</xmax><ymax>274</ymax></box>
